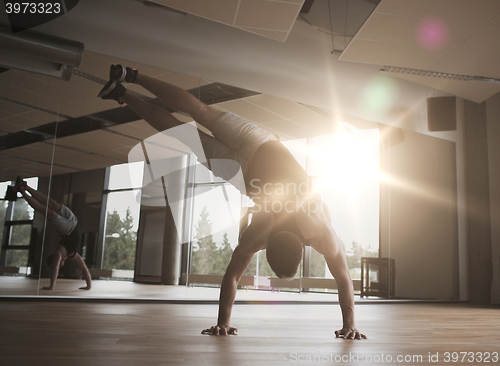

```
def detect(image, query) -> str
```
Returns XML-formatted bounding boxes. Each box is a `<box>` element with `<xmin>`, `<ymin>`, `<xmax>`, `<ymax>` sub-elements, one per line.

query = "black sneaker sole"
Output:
<box><xmin>110</xmin><ymin>64</ymin><xmax>137</xmax><ymax>83</ymax></box>
<box><xmin>98</xmin><ymin>80</ymin><xmax>125</xmax><ymax>101</ymax></box>
<box><xmin>110</xmin><ymin>64</ymin><xmax>127</xmax><ymax>82</ymax></box>
<box><xmin>13</xmin><ymin>176</ymin><xmax>26</xmax><ymax>192</ymax></box>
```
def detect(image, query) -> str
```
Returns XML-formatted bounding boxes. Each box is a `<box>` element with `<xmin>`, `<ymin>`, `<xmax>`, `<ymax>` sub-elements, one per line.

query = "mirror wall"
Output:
<box><xmin>0</xmin><ymin>49</ymin><xmax>461</xmax><ymax>301</ymax></box>
<box><xmin>0</xmin><ymin>62</ymin><xmax>67</xmax><ymax>297</ymax></box>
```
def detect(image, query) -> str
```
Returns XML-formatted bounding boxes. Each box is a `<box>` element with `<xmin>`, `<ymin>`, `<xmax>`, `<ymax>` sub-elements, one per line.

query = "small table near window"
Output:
<box><xmin>360</xmin><ymin>257</ymin><xmax>395</xmax><ymax>299</ymax></box>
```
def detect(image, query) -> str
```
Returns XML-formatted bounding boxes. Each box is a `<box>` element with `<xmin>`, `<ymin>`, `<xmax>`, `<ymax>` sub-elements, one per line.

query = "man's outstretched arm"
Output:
<box><xmin>325</xmin><ymin>253</ymin><xmax>366</xmax><ymax>339</ymax></box>
<box><xmin>202</xmin><ymin>211</ymin><xmax>273</xmax><ymax>335</ymax></box>
<box><xmin>201</xmin><ymin>247</ymin><xmax>255</xmax><ymax>335</ymax></box>
<box><xmin>309</xmin><ymin>204</ymin><xmax>366</xmax><ymax>340</ymax></box>
<box><xmin>41</xmin><ymin>253</ymin><xmax>62</xmax><ymax>290</ymax></box>
<box><xmin>70</xmin><ymin>254</ymin><xmax>92</xmax><ymax>290</ymax></box>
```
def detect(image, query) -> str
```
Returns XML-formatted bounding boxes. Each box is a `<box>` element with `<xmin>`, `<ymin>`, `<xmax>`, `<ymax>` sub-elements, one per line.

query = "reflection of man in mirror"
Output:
<box><xmin>16</xmin><ymin>178</ymin><xmax>92</xmax><ymax>291</ymax></box>
<box><xmin>98</xmin><ymin>65</ymin><xmax>365</xmax><ymax>340</ymax></box>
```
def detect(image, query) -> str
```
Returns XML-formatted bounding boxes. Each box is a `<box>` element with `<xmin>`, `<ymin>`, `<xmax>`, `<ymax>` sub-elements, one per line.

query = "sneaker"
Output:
<box><xmin>109</xmin><ymin>64</ymin><xmax>138</xmax><ymax>83</ymax></box>
<box><xmin>98</xmin><ymin>80</ymin><xmax>126</xmax><ymax>101</ymax></box>
<box><xmin>13</xmin><ymin>176</ymin><xmax>26</xmax><ymax>192</ymax></box>
<box><xmin>4</xmin><ymin>185</ymin><xmax>17</xmax><ymax>201</ymax></box>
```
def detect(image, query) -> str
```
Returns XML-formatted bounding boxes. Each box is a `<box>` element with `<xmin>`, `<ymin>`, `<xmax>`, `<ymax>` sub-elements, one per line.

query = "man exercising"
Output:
<box><xmin>16</xmin><ymin>179</ymin><xmax>92</xmax><ymax>291</ymax></box>
<box><xmin>98</xmin><ymin>65</ymin><xmax>366</xmax><ymax>339</ymax></box>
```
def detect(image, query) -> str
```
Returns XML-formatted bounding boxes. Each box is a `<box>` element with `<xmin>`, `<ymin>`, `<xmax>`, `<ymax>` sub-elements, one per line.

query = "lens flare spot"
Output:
<box><xmin>359</xmin><ymin>74</ymin><xmax>399</xmax><ymax>116</ymax></box>
<box><xmin>416</xmin><ymin>17</ymin><xmax>449</xmax><ymax>50</ymax></box>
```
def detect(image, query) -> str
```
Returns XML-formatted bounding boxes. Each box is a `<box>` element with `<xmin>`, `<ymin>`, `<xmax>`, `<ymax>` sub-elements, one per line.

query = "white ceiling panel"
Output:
<box><xmin>456</xmin><ymin>26</ymin><xmax>500</xmax><ymax>58</ymax></box>
<box><xmin>375</xmin><ymin>0</ymin><xmax>500</xmax><ymax>26</ymax></box>
<box><xmin>148</xmin><ymin>0</ymin><xmax>305</xmax><ymax>42</ymax></box>
<box><xmin>434</xmin><ymin>51</ymin><xmax>500</xmax><ymax>79</ymax></box>
<box><xmin>341</xmin><ymin>39</ymin><xmax>453</xmax><ymax>69</ymax></box>
<box><xmin>340</xmin><ymin>0</ymin><xmax>500</xmax><ymax>102</ymax></box>
<box><xmin>355</xmin><ymin>12</ymin><xmax>481</xmax><ymax>49</ymax></box>
<box><xmin>380</xmin><ymin>71</ymin><xmax>500</xmax><ymax>104</ymax></box>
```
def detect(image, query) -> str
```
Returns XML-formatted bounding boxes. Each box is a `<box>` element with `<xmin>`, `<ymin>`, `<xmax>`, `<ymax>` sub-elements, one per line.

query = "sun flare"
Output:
<box><xmin>308</xmin><ymin>129</ymin><xmax>380</xmax><ymax>199</ymax></box>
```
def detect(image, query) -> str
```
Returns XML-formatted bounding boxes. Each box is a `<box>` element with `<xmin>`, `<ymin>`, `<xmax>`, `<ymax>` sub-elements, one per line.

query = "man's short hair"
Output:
<box><xmin>46</xmin><ymin>254</ymin><xmax>54</xmax><ymax>268</ymax></box>
<box><xmin>266</xmin><ymin>231</ymin><xmax>303</xmax><ymax>280</ymax></box>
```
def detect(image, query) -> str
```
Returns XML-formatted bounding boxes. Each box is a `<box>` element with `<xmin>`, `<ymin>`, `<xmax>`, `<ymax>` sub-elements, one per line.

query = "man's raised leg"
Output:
<box><xmin>23</xmin><ymin>185</ymin><xmax>61</xmax><ymax>212</ymax></box>
<box><xmin>133</xmin><ymin>73</ymin><xmax>224</xmax><ymax>131</ymax></box>
<box><xmin>20</xmin><ymin>186</ymin><xmax>58</xmax><ymax>220</ymax></box>
<box><xmin>120</xmin><ymin>91</ymin><xmax>184</xmax><ymax>132</ymax></box>
<box><xmin>119</xmin><ymin>90</ymin><xmax>213</xmax><ymax>146</ymax></box>
<box><xmin>107</xmin><ymin>63</ymin><xmax>225</xmax><ymax>132</ymax></box>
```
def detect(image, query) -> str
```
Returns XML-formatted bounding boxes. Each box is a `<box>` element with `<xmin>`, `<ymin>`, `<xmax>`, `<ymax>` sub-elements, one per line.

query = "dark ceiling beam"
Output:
<box><xmin>0</xmin><ymin>82</ymin><xmax>259</xmax><ymax>151</ymax></box>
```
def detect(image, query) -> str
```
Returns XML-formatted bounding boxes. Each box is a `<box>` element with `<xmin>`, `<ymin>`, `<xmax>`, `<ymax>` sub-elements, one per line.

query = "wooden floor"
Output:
<box><xmin>0</xmin><ymin>300</ymin><xmax>499</xmax><ymax>365</ymax></box>
<box><xmin>0</xmin><ymin>276</ymin><xmax>342</xmax><ymax>303</ymax></box>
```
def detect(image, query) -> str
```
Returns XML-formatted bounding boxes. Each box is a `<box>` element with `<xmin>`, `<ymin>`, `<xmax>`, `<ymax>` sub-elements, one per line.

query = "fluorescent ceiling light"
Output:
<box><xmin>380</xmin><ymin>66</ymin><xmax>500</xmax><ymax>84</ymax></box>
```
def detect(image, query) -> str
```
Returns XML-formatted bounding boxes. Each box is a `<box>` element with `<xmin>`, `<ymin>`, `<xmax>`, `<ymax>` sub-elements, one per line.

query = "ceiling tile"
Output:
<box><xmin>340</xmin><ymin>39</ymin><xmax>453</xmax><ymax>69</ymax></box>
<box><xmin>340</xmin><ymin>0</ymin><xmax>500</xmax><ymax>102</ymax></box>
<box><xmin>376</xmin><ymin>0</ymin><xmax>500</xmax><ymax>26</ymax></box>
<box><xmin>7</xmin><ymin>142</ymin><xmax>57</xmax><ymax>162</ymax></box>
<box><xmin>113</xmin><ymin>145</ymin><xmax>137</xmax><ymax>157</ymax></box>
<box><xmin>457</xmin><ymin>27</ymin><xmax>500</xmax><ymax>58</ymax></box>
<box><xmin>355</xmin><ymin>12</ymin><xmax>481</xmax><ymax>50</ymax></box>
<box><xmin>434</xmin><ymin>50</ymin><xmax>500</xmax><ymax>79</ymax></box>
<box><xmin>236</xmin><ymin>0</ymin><xmax>302</xmax><ymax>31</ymax></box>
<box><xmin>0</xmin><ymin>70</ymin><xmax>63</xmax><ymax>101</ymax></box>
<box><xmin>21</xmin><ymin>109</ymin><xmax>66</xmax><ymax>124</ymax></box>
<box><xmin>0</xmin><ymin>115</ymin><xmax>48</xmax><ymax>132</ymax></box>
<box><xmin>155</xmin><ymin>72</ymin><xmax>212</xmax><ymax>91</ymax></box>
<box><xmin>57</xmin><ymin>94</ymin><xmax>117</xmax><ymax>118</ymax></box>
<box><xmin>0</xmin><ymin>99</ymin><xmax>31</xmax><ymax>115</ymax></box>
<box><xmin>107</xmin><ymin>121</ymin><xmax>158</xmax><ymax>141</ymax></box>
<box><xmin>0</xmin><ymin>83</ymin><xmax>58</xmax><ymax>111</ymax></box>
<box><xmin>55</xmin><ymin>130</ymin><xmax>135</xmax><ymax>154</ymax></box>
<box><xmin>75</xmin><ymin>52</ymin><xmax>112</xmax><ymax>81</ymax></box>
<box><xmin>52</xmin><ymin>148</ymin><xmax>85</xmax><ymax>161</ymax></box>
<box><xmin>382</xmin><ymin>71</ymin><xmax>500</xmax><ymax>104</ymax></box>
<box><xmin>291</xmin><ymin>114</ymin><xmax>339</xmax><ymax>135</ymax></box>
<box><xmin>0</xmin><ymin>150</ymin><xmax>55</xmax><ymax>180</ymax></box>
<box><xmin>246</xmin><ymin>94</ymin><xmax>317</xmax><ymax>120</ymax></box>
<box><xmin>150</xmin><ymin>0</ymin><xmax>303</xmax><ymax>41</ymax></box>
<box><xmin>0</xmin><ymin>121</ymin><xmax>19</xmax><ymax>133</ymax></box>
<box><xmin>54</xmin><ymin>147</ymin><xmax>90</xmax><ymax>166</ymax></box>
<box><xmin>49</xmin><ymin>165</ymin><xmax>81</xmax><ymax>177</ymax></box>
<box><xmin>0</xmin><ymin>169</ymin><xmax>41</xmax><ymax>182</ymax></box>
<box><xmin>237</xmin><ymin>27</ymin><xmax>288</xmax><ymax>41</ymax></box>
<box><xmin>151</xmin><ymin>0</ymin><xmax>240</xmax><ymax>24</ymax></box>
<box><xmin>216</xmin><ymin>99</ymin><xmax>283</xmax><ymax>123</ymax></box>
<box><xmin>58</xmin><ymin>75</ymin><xmax>104</xmax><ymax>102</ymax></box>
<box><xmin>486</xmin><ymin>13</ymin><xmax>500</xmax><ymax>29</ymax></box>
<box><xmin>87</xmin><ymin>52</ymin><xmax>171</xmax><ymax>79</ymax></box>
<box><xmin>53</xmin><ymin>153</ymin><xmax>122</xmax><ymax>170</ymax></box>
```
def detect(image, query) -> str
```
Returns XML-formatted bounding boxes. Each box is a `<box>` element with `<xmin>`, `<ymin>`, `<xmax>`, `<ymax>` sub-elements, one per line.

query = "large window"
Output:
<box><xmin>0</xmin><ymin>178</ymin><xmax>38</xmax><ymax>272</ymax></box>
<box><xmin>189</xmin><ymin>163</ymin><xmax>242</xmax><ymax>276</ymax></box>
<box><xmin>0</xmin><ymin>182</ymin><xmax>10</xmax><ymax>249</ymax></box>
<box><xmin>102</xmin><ymin>162</ymin><xmax>144</xmax><ymax>277</ymax></box>
<box><xmin>185</xmin><ymin>128</ymin><xmax>380</xmax><ymax>289</ymax></box>
<box><xmin>241</xmin><ymin>130</ymin><xmax>380</xmax><ymax>286</ymax></box>
<box><xmin>306</xmin><ymin>129</ymin><xmax>380</xmax><ymax>279</ymax></box>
